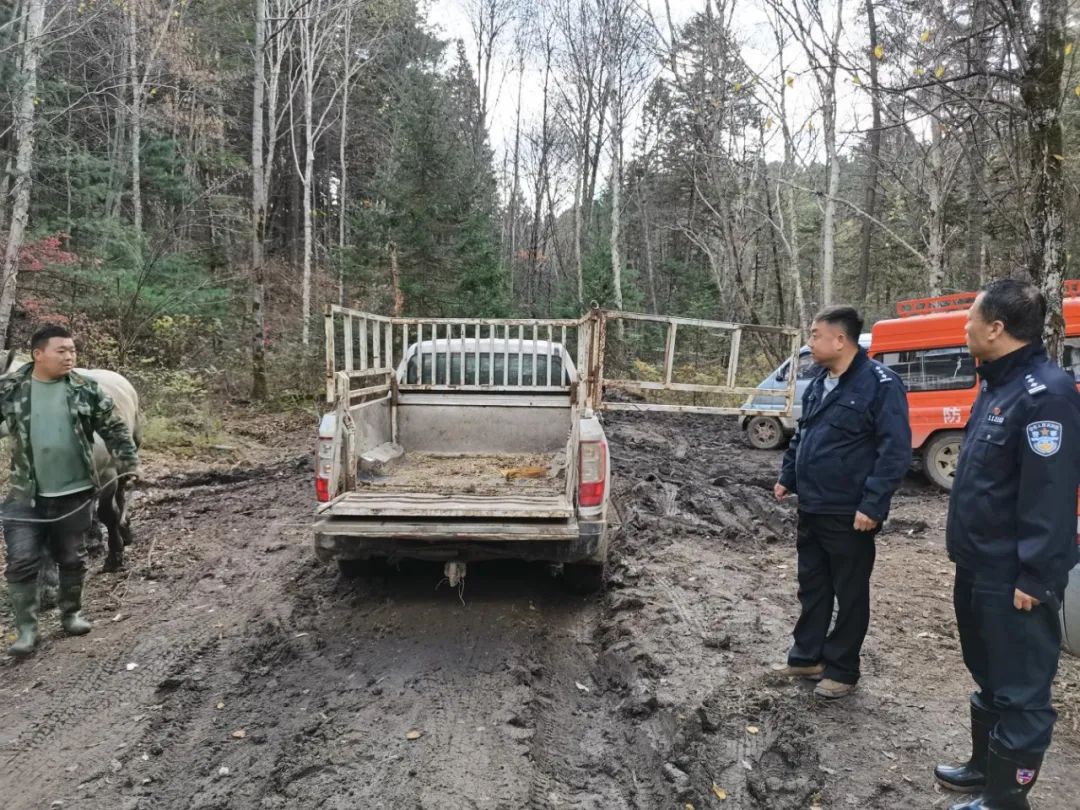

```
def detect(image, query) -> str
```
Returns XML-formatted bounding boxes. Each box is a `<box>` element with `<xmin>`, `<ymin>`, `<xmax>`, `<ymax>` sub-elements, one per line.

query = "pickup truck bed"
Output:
<box><xmin>321</xmin><ymin>451</ymin><xmax>573</xmax><ymax>521</ymax></box>
<box><xmin>358</xmin><ymin>451</ymin><xmax>567</xmax><ymax>497</ymax></box>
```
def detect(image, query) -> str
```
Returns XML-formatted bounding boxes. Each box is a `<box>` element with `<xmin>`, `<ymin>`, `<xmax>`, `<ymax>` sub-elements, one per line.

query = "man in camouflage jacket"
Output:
<box><xmin>2</xmin><ymin>325</ymin><xmax>138</xmax><ymax>657</ymax></box>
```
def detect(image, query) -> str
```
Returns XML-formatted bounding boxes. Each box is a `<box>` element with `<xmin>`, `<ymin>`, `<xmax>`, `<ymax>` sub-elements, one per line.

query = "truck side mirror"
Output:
<box><xmin>775</xmin><ymin>366</ymin><xmax>787</xmax><ymax>382</ymax></box>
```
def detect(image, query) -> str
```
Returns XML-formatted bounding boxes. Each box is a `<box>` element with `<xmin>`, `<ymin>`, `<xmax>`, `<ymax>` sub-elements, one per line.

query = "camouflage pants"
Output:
<box><xmin>3</xmin><ymin>491</ymin><xmax>94</xmax><ymax>584</ymax></box>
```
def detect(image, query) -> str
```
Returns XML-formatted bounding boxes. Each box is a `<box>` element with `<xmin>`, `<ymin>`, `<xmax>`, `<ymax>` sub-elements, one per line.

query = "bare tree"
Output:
<box><xmin>525</xmin><ymin>15</ymin><xmax>558</xmax><ymax>314</ymax></box>
<box><xmin>880</xmin><ymin>0</ymin><xmax>1071</xmax><ymax>355</ymax></box>
<box><xmin>770</xmin><ymin>0</ymin><xmax>847</xmax><ymax>306</ymax></box>
<box><xmin>0</xmin><ymin>0</ymin><xmax>46</xmax><ymax>344</ymax></box>
<box><xmin>126</xmin><ymin>0</ymin><xmax>184</xmax><ymax>256</ymax></box>
<box><xmin>287</xmin><ymin>0</ymin><xmax>361</xmax><ymax>346</ymax></box>
<box><xmin>605</xmin><ymin>0</ymin><xmax>651</xmax><ymax>315</ymax></box>
<box><xmin>465</xmin><ymin>0</ymin><xmax>515</xmax><ymax>135</ymax></box>
<box><xmin>553</xmin><ymin>0</ymin><xmax>612</xmax><ymax>306</ymax></box>
<box><xmin>1015</xmin><ymin>0</ymin><xmax>1068</xmax><ymax>358</ymax></box>
<box><xmin>760</xmin><ymin>4</ymin><xmax>811</xmax><ymax>328</ymax></box>
<box><xmin>856</xmin><ymin>0</ymin><xmax>883</xmax><ymax>302</ymax></box>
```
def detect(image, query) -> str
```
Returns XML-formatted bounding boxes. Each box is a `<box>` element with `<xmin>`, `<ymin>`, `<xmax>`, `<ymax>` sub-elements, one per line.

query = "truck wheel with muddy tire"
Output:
<box><xmin>745</xmin><ymin>415</ymin><xmax>788</xmax><ymax>450</ymax></box>
<box><xmin>922</xmin><ymin>430</ymin><xmax>963</xmax><ymax>491</ymax></box>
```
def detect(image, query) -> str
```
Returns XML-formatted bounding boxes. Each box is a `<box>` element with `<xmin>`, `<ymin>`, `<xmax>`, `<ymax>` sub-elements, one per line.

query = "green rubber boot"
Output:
<box><xmin>6</xmin><ymin>581</ymin><xmax>40</xmax><ymax>656</ymax></box>
<box><xmin>57</xmin><ymin>571</ymin><xmax>92</xmax><ymax>636</ymax></box>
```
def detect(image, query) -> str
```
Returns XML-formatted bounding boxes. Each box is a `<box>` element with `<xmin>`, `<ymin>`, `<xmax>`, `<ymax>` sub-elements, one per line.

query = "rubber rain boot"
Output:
<box><xmin>6</xmin><ymin>581</ymin><xmax>40</xmax><ymax>657</ymax></box>
<box><xmin>936</xmin><ymin>699</ymin><xmax>997</xmax><ymax>792</ymax></box>
<box><xmin>57</xmin><ymin>571</ymin><xmax>92</xmax><ymax>636</ymax></box>
<box><xmin>949</xmin><ymin>739</ymin><xmax>1043</xmax><ymax>810</ymax></box>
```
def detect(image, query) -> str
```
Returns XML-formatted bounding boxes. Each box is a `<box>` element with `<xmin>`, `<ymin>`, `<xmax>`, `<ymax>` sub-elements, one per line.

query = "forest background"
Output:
<box><xmin>0</xmin><ymin>0</ymin><xmax>1077</xmax><ymax>448</ymax></box>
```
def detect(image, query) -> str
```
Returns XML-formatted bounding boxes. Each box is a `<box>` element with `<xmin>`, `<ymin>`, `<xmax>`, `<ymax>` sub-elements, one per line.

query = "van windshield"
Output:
<box><xmin>777</xmin><ymin>352</ymin><xmax>818</xmax><ymax>382</ymax></box>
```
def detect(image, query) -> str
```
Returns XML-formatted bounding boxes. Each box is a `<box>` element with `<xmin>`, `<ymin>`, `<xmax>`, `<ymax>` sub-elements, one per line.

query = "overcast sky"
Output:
<box><xmin>425</xmin><ymin>0</ymin><xmax>872</xmax><ymax>171</ymax></box>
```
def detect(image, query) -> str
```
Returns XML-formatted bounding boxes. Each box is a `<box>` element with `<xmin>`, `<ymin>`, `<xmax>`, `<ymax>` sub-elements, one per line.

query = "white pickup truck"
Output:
<box><xmin>313</xmin><ymin>306</ymin><xmax>799</xmax><ymax>591</ymax></box>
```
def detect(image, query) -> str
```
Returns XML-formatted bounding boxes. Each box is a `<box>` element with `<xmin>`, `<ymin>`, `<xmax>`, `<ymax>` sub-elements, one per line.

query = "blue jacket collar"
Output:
<box><xmin>977</xmin><ymin>341</ymin><xmax>1045</xmax><ymax>388</ymax></box>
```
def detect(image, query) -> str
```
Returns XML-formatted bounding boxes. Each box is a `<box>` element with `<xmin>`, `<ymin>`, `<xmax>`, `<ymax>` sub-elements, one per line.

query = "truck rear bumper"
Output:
<box><xmin>313</xmin><ymin>519</ymin><xmax>606</xmax><ymax>564</ymax></box>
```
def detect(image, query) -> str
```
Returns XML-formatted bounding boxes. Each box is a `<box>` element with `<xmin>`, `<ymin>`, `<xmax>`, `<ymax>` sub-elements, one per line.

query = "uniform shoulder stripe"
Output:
<box><xmin>1024</xmin><ymin>373</ymin><xmax>1047</xmax><ymax>395</ymax></box>
<box><xmin>872</xmin><ymin>363</ymin><xmax>892</xmax><ymax>383</ymax></box>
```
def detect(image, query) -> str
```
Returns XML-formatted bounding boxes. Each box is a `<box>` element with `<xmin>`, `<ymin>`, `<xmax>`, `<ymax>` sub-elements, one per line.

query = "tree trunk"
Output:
<box><xmin>302</xmin><ymin>118</ymin><xmax>314</xmax><ymax>346</ymax></box>
<box><xmin>857</xmin><ymin>0</ymin><xmax>882</xmax><ymax>303</ymax></box>
<box><xmin>574</xmin><ymin>152</ymin><xmax>585</xmax><ymax>306</ymax></box>
<box><xmin>337</xmin><ymin>6</ymin><xmax>353</xmax><ymax>308</ymax></box>
<box><xmin>0</xmin><ymin>0</ymin><xmax>46</xmax><ymax>345</ymax></box>
<box><xmin>761</xmin><ymin>162</ymin><xmax>785</xmax><ymax>321</ymax></box>
<box><xmin>821</xmin><ymin>106</ymin><xmax>839</xmax><ymax>306</ymax></box>
<box><xmin>0</xmin><ymin>0</ymin><xmax>24</xmax><ymax>231</ymax></box>
<box><xmin>1020</xmin><ymin>0</ymin><xmax>1067</xmax><ymax>361</ymax></box>
<box><xmin>609</xmin><ymin>107</ymin><xmax>624</xmax><ymax>312</ymax></box>
<box><xmin>927</xmin><ymin>123</ymin><xmax>946</xmax><ymax>297</ymax></box>
<box><xmin>964</xmin><ymin>0</ymin><xmax>989</xmax><ymax>288</ymax></box>
<box><xmin>636</xmin><ymin>173</ymin><xmax>658</xmax><ymax>312</ymax></box>
<box><xmin>128</xmin><ymin>7</ymin><xmax>143</xmax><ymax>251</ymax></box>
<box><xmin>250</xmin><ymin>0</ymin><xmax>269</xmax><ymax>400</ymax></box>
<box><xmin>507</xmin><ymin>59</ymin><xmax>523</xmax><ymax>298</ymax></box>
<box><xmin>776</xmin><ymin>40</ymin><xmax>808</xmax><ymax>328</ymax></box>
<box><xmin>388</xmin><ymin>240</ymin><xmax>403</xmax><ymax>316</ymax></box>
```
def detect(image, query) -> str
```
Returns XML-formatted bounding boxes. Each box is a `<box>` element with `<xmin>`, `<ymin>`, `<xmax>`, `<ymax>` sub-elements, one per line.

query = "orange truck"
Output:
<box><xmin>868</xmin><ymin>282</ymin><xmax>1080</xmax><ymax>491</ymax></box>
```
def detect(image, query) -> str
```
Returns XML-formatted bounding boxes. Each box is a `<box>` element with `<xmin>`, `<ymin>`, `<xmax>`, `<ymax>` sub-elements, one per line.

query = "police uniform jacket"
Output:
<box><xmin>779</xmin><ymin>348</ymin><xmax>912</xmax><ymax>522</ymax></box>
<box><xmin>946</xmin><ymin>341</ymin><xmax>1080</xmax><ymax>601</ymax></box>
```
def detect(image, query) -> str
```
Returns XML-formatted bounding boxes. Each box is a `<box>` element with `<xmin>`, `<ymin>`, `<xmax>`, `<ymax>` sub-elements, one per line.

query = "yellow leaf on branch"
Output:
<box><xmin>873</xmin><ymin>44</ymin><xmax>885</xmax><ymax>60</ymax></box>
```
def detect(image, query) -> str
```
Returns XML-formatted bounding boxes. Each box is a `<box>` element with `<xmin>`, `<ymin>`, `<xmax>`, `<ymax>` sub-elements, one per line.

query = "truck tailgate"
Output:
<box><xmin>319</xmin><ymin>491</ymin><xmax>574</xmax><ymax>520</ymax></box>
<box><xmin>314</xmin><ymin>516</ymin><xmax>579</xmax><ymax>542</ymax></box>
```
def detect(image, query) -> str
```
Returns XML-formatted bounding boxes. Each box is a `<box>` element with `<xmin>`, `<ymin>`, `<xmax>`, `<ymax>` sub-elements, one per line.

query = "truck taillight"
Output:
<box><xmin>316</xmin><ymin>437</ymin><xmax>333</xmax><ymax>502</ymax></box>
<box><xmin>579</xmin><ymin>440</ymin><xmax>606</xmax><ymax>507</ymax></box>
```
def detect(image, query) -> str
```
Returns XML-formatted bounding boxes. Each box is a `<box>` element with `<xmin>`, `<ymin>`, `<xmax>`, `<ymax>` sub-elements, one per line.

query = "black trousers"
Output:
<box><xmin>2</xmin><ymin>492</ymin><xmax>94</xmax><ymax>584</ymax></box>
<box><xmin>954</xmin><ymin>566</ymin><xmax>1062</xmax><ymax>753</ymax></box>
<box><xmin>788</xmin><ymin>511</ymin><xmax>877</xmax><ymax>684</ymax></box>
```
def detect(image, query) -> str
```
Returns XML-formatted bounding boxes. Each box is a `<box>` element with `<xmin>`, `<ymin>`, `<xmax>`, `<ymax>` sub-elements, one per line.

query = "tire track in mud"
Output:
<box><xmin>523</xmin><ymin>625</ymin><xmax>643</xmax><ymax>810</ymax></box>
<box><xmin>597</xmin><ymin>413</ymin><xmax>827</xmax><ymax>808</ymax></box>
<box><xmin>0</xmin><ymin>411</ymin><xmax>825</xmax><ymax>810</ymax></box>
<box><xmin>0</xmin><ymin>449</ymin><xmax>317</xmax><ymax>810</ymax></box>
<box><xmin>0</xmin><ymin>634</ymin><xmax>225</xmax><ymax>808</ymax></box>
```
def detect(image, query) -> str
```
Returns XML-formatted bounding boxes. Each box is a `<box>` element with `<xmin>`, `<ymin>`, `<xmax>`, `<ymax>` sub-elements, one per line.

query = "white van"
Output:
<box><xmin>739</xmin><ymin>334</ymin><xmax>872</xmax><ymax>449</ymax></box>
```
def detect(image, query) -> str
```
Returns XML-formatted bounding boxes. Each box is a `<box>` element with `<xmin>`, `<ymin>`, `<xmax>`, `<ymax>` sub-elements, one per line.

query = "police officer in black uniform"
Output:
<box><xmin>935</xmin><ymin>279</ymin><xmax>1080</xmax><ymax>810</ymax></box>
<box><xmin>775</xmin><ymin>306</ymin><xmax>912</xmax><ymax>699</ymax></box>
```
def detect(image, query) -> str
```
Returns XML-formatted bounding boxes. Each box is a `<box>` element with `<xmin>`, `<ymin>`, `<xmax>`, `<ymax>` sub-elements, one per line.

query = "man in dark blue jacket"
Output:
<box><xmin>934</xmin><ymin>279</ymin><xmax>1080</xmax><ymax>810</ymax></box>
<box><xmin>775</xmin><ymin>305</ymin><xmax>911</xmax><ymax>699</ymax></box>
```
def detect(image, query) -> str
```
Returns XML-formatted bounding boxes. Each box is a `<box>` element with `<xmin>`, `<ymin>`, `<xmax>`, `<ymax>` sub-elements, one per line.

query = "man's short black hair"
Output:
<box><xmin>812</xmin><ymin>305</ymin><xmax>864</xmax><ymax>344</ymax></box>
<box><xmin>978</xmin><ymin>278</ymin><xmax>1046</xmax><ymax>343</ymax></box>
<box><xmin>30</xmin><ymin>324</ymin><xmax>73</xmax><ymax>354</ymax></box>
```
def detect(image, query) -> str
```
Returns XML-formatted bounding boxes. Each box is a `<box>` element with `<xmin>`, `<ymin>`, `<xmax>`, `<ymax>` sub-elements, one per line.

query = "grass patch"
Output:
<box><xmin>141</xmin><ymin>412</ymin><xmax>231</xmax><ymax>458</ymax></box>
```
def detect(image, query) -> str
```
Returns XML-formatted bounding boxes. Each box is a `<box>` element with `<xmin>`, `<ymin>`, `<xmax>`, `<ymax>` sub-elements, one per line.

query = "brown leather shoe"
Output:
<box><xmin>814</xmin><ymin>678</ymin><xmax>854</xmax><ymax>700</ymax></box>
<box><xmin>780</xmin><ymin>662</ymin><xmax>825</xmax><ymax>680</ymax></box>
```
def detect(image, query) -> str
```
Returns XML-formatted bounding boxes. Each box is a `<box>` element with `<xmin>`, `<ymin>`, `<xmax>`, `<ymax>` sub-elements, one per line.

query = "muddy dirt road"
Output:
<box><xmin>1</xmin><ymin>413</ymin><xmax>1078</xmax><ymax>809</ymax></box>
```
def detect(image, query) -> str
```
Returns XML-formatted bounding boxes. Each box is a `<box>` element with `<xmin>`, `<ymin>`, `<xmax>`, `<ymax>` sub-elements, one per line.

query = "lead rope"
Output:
<box><xmin>0</xmin><ymin>471</ymin><xmax>138</xmax><ymax>523</ymax></box>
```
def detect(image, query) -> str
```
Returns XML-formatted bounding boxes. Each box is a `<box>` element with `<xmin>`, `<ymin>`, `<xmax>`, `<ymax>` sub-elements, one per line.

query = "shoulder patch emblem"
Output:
<box><xmin>1024</xmin><ymin>373</ymin><xmax>1047</xmax><ymax>395</ymax></box>
<box><xmin>874</xmin><ymin>365</ymin><xmax>891</xmax><ymax>383</ymax></box>
<box><xmin>1027</xmin><ymin>420</ymin><xmax>1062</xmax><ymax>457</ymax></box>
